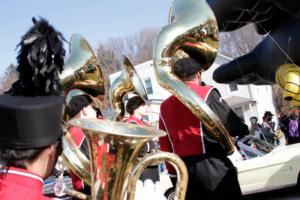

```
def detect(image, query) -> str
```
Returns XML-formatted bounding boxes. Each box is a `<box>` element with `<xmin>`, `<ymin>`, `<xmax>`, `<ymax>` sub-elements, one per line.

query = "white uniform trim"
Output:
<box><xmin>199</xmin><ymin>122</ymin><xmax>206</xmax><ymax>154</ymax></box>
<box><xmin>159</xmin><ymin>113</ymin><xmax>175</xmax><ymax>154</ymax></box>
<box><xmin>160</xmin><ymin>113</ymin><xmax>178</xmax><ymax>177</ymax></box>
<box><xmin>201</xmin><ymin>86</ymin><xmax>215</xmax><ymax>154</ymax></box>
<box><xmin>78</xmin><ymin>136</ymin><xmax>85</xmax><ymax>148</ymax></box>
<box><xmin>0</xmin><ymin>169</ymin><xmax>44</xmax><ymax>183</ymax></box>
<box><xmin>203</xmin><ymin>87</ymin><xmax>214</xmax><ymax>102</ymax></box>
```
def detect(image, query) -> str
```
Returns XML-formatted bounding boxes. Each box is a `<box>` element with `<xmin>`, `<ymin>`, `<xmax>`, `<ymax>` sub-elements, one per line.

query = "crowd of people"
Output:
<box><xmin>247</xmin><ymin>108</ymin><xmax>300</xmax><ymax>147</ymax></box>
<box><xmin>248</xmin><ymin>111</ymin><xmax>280</xmax><ymax>146</ymax></box>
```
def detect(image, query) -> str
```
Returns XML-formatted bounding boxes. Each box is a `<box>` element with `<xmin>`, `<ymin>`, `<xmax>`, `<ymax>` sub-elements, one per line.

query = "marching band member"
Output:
<box><xmin>65</xmin><ymin>93</ymin><xmax>100</xmax><ymax>197</ymax></box>
<box><xmin>124</xmin><ymin>95</ymin><xmax>160</xmax><ymax>183</ymax></box>
<box><xmin>0</xmin><ymin>17</ymin><xmax>65</xmax><ymax>200</ymax></box>
<box><xmin>159</xmin><ymin>57</ymin><xmax>248</xmax><ymax>200</ymax></box>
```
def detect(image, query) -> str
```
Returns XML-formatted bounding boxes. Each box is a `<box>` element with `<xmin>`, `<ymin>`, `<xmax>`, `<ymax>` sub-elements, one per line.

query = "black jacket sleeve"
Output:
<box><xmin>80</xmin><ymin>138</ymin><xmax>90</xmax><ymax>159</ymax></box>
<box><xmin>206</xmin><ymin>89</ymin><xmax>249</xmax><ymax>137</ymax></box>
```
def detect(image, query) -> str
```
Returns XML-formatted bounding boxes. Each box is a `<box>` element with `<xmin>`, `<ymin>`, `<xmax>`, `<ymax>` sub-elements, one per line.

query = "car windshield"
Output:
<box><xmin>237</xmin><ymin>136</ymin><xmax>274</xmax><ymax>160</ymax></box>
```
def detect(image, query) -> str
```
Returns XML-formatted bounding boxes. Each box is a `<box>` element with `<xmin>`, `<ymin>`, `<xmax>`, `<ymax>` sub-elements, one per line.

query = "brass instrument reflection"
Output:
<box><xmin>60</xmin><ymin>34</ymin><xmax>105</xmax><ymax>187</ymax></box>
<box><xmin>60</xmin><ymin>34</ymin><xmax>105</xmax><ymax>98</ymax></box>
<box><xmin>68</xmin><ymin>119</ymin><xmax>188</xmax><ymax>200</ymax></box>
<box><xmin>109</xmin><ymin>56</ymin><xmax>148</xmax><ymax>121</ymax></box>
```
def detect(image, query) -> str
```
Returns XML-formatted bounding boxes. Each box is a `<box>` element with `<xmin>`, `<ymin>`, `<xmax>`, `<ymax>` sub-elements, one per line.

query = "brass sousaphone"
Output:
<box><xmin>109</xmin><ymin>56</ymin><xmax>148</xmax><ymax>121</ymax></box>
<box><xmin>60</xmin><ymin>34</ymin><xmax>105</xmax><ymax>98</ymax></box>
<box><xmin>61</xmin><ymin>89</ymin><xmax>96</xmax><ymax>187</ymax></box>
<box><xmin>68</xmin><ymin>118</ymin><xmax>188</xmax><ymax>200</ymax></box>
<box><xmin>153</xmin><ymin>0</ymin><xmax>235</xmax><ymax>155</ymax></box>
<box><xmin>60</xmin><ymin>34</ymin><xmax>105</xmax><ymax>186</ymax></box>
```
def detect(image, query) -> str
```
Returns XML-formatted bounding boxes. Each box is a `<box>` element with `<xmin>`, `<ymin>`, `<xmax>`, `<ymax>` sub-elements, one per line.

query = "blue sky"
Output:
<box><xmin>0</xmin><ymin>0</ymin><xmax>172</xmax><ymax>77</ymax></box>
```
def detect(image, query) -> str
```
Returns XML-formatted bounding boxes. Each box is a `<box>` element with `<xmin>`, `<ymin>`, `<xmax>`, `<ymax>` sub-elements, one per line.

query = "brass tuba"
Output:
<box><xmin>60</xmin><ymin>89</ymin><xmax>95</xmax><ymax>187</ymax></box>
<box><xmin>60</xmin><ymin>33</ymin><xmax>105</xmax><ymax>99</ymax></box>
<box><xmin>60</xmin><ymin>34</ymin><xmax>105</xmax><ymax>186</ymax></box>
<box><xmin>68</xmin><ymin>118</ymin><xmax>188</xmax><ymax>200</ymax></box>
<box><xmin>153</xmin><ymin>0</ymin><xmax>235</xmax><ymax>155</ymax></box>
<box><xmin>109</xmin><ymin>56</ymin><xmax>148</xmax><ymax>121</ymax></box>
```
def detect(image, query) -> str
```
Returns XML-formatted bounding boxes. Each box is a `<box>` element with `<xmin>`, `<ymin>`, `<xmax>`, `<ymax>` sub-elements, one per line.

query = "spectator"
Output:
<box><xmin>278</xmin><ymin>111</ymin><xmax>289</xmax><ymax>136</ymax></box>
<box><xmin>286</xmin><ymin>107</ymin><xmax>300</xmax><ymax>144</ymax></box>
<box><xmin>261</xmin><ymin>111</ymin><xmax>278</xmax><ymax>145</ymax></box>
<box><xmin>249</xmin><ymin>116</ymin><xmax>262</xmax><ymax>139</ymax></box>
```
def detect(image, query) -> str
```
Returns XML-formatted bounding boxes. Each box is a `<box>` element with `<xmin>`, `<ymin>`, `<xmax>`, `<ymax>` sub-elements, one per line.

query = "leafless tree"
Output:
<box><xmin>272</xmin><ymin>85</ymin><xmax>290</xmax><ymax>116</ymax></box>
<box><xmin>96</xmin><ymin>27</ymin><xmax>160</xmax><ymax>74</ymax></box>
<box><xmin>135</xmin><ymin>27</ymin><xmax>160</xmax><ymax>63</ymax></box>
<box><xmin>96</xmin><ymin>43</ymin><xmax>122</xmax><ymax>75</ymax></box>
<box><xmin>0</xmin><ymin>63</ymin><xmax>18</xmax><ymax>93</ymax></box>
<box><xmin>219</xmin><ymin>24</ymin><xmax>263</xmax><ymax>58</ymax></box>
<box><xmin>95</xmin><ymin>27</ymin><xmax>160</xmax><ymax>111</ymax></box>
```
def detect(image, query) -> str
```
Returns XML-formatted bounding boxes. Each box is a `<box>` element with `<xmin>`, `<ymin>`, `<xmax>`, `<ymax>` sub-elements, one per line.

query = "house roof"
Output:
<box><xmin>224</xmin><ymin>96</ymin><xmax>256</xmax><ymax>107</ymax></box>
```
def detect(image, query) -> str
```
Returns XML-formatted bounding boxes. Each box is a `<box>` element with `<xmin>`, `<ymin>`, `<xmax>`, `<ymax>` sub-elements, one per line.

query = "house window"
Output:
<box><xmin>229</xmin><ymin>83</ymin><xmax>238</xmax><ymax>92</ymax></box>
<box><xmin>145</xmin><ymin>78</ymin><xmax>153</xmax><ymax>94</ymax></box>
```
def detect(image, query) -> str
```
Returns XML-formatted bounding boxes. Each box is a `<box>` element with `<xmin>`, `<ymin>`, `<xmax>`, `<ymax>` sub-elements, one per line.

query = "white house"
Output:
<box><xmin>109</xmin><ymin>54</ymin><xmax>277</xmax><ymax>127</ymax></box>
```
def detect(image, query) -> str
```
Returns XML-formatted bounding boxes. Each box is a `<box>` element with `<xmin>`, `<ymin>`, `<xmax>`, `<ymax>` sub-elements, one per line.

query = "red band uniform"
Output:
<box><xmin>159</xmin><ymin>81</ymin><xmax>246</xmax><ymax>200</ymax></box>
<box><xmin>0</xmin><ymin>167</ymin><xmax>51</xmax><ymax>200</ymax></box>
<box><xmin>124</xmin><ymin>96</ymin><xmax>160</xmax><ymax>182</ymax></box>
<box><xmin>65</xmin><ymin>94</ymin><xmax>103</xmax><ymax>196</ymax></box>
<box><xmin>0</xmin><ymin>18</ymin><xmax>65</xmax><ymax>200</ymax></box>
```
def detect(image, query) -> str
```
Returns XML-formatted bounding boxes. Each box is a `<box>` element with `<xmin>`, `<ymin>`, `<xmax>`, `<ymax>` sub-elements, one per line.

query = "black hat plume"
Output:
<box><xmin>8</xmin><ymin>17</ymin><xmax>66</xmax><ymax>96</ymax></box>
<box><xmin>0</xmin><ymin>17</ymin><xmax>66</xmax><ymax>149</ymax></box>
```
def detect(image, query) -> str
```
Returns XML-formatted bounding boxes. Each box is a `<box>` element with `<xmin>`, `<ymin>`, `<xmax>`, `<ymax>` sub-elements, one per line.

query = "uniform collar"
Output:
<box><xmin>0</xmin><ymin>167</ymin><xmax>44</xmax><ymax>189</ymax></box>
<box><xmin>185</xmin><ymin>81</ymin><xmax>199</xmax><ymax>88</ymax></box>
<box><xmin>127</xmin><ymin>115</ymin><xmax>144</xmax><ymax>124</ymax></box>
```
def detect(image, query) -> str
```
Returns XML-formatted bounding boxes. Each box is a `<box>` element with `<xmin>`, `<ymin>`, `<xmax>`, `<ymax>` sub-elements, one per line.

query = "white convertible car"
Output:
<box><xmin>229</xmin><ymin>135</ymin><xmax>300</xmax><ymax>195</ymax></box>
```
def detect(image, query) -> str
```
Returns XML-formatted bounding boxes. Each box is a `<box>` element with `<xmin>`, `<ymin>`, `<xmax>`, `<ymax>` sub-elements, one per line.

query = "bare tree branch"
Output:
<box><xmin>0</xmin><ymin>63</ymin><xmax>18</xmax><ymax>93</ymax></box>
<box><xmin>95</xmin><ymin>27</ymin><xmax>160</xmax><ymax>111</ymax></box>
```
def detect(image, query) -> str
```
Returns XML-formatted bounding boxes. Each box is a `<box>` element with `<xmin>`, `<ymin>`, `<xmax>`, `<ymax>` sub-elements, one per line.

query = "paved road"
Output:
<box><xmin>160</xmin><ymin>173</ymin><xmax>300</xmax><ymax>200</ymax></box>
<box><xmin>243</xmin><ymin>186</ymin><xmax>300</xmax><ymax>200</ymax></box>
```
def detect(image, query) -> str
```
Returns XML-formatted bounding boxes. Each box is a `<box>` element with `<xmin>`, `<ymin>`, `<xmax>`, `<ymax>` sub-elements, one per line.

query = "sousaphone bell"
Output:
<box><xmin>153</xmin><ymin>0</ymin><xmax>235</xmax><ymax>155</ymax></box>
<box><xmin>60</xmin><ymin>33</ymin><xmax>105</xmax><ymax>99</ymax></box>
<box><xmin>68</xmin><ymin>118</ymin><xmax>188</xmax><ymax>200</ymax></box>
<box><xmin>109</xmin><ymin>56</ymin><xmax>148</xmax><ymax>121</ymax></box>
<box><xmin>60</xmin><ymin>34</ymin><xmax>105</xmax><ymax>186</ymax></box>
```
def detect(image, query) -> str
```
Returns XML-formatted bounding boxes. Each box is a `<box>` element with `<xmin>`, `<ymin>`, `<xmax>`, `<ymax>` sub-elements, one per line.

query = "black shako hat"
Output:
<box><xmin>0</xmin><ymin>95</ymin><xmax>64</xmax><ymax>149</ymax></box>
<box><xmin>0</xmin><ymin>17</ymin><xmax>66</xmax><ymax>149</ymax></box>
<box><xmin>66</xmin><ymin>94</ymin><xmax>93</xmax><ymax>118</ymax></box>
<box><xmin>126</xmin><ymin>96</ymin><xmax>145</xmax><ymax>115</ymax></box>
<box><xmin>172</xmin><ymin>57</ymin><xmax>203</xmax><ymax>79</ymax></box>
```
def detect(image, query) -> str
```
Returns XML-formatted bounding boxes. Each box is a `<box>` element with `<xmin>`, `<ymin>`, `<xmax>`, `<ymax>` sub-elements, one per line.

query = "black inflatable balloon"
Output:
<box><xmin>207</xmin><ymin>0</ymin><xmax>281</xmax><ymax>34</ymax></box>
<box><xmin>206</xmin><ymin>0</ymin><xmax>300</xmax><ymax>85</ymax></box>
